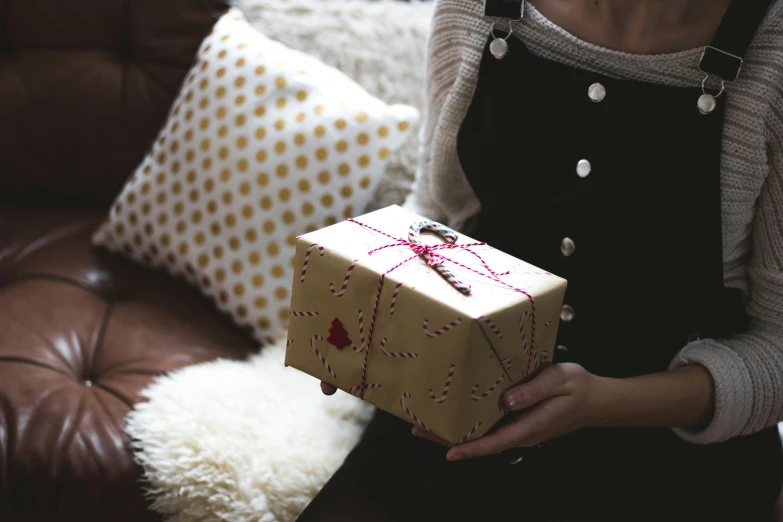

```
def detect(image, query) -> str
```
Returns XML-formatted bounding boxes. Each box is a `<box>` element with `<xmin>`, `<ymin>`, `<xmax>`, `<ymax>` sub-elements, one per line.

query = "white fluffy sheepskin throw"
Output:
<box><xmin>237</xmin><ymin>0</ymin><xmax>434</xmax><ymax>209</ymax></box>
<box><xmin>127</xmin><ymin>3</ymin><xmax>430</xmax><ymax>520</ymax></box>
<box><xmin>126</xmin><ymin>342</ymin><xmax>373</xmax><ymax>522</ymax></box>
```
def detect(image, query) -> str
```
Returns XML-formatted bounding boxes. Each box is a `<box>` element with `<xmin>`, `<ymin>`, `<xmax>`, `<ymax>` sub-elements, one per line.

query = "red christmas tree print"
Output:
<box><xmin>326</xmin><ymin>318</ymin><xmax>351</xmax><ymax>350</ymax></box>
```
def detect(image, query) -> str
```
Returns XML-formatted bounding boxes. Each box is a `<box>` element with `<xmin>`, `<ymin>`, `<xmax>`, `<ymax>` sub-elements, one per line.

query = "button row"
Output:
<box><xmin>553</xmin><ymin>83</ymin><xmax>601</xmax><ymax>361</ymax></box>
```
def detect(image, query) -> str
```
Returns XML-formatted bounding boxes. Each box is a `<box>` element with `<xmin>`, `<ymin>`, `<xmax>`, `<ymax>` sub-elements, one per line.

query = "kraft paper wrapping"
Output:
<box><xmin>284</xmin><ymin>205</ymin><xmax>567</xmax><ymax>445</ymax></box>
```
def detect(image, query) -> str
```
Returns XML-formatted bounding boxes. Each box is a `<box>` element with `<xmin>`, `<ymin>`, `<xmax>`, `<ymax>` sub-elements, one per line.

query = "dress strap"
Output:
<box><xmin>483</xmin><ymin>0</ymin><xmax>523</xmax><ymax>20</ymax></box>
<box><xmin>700</xmin><ymin>0</ymin><xmax>775</xmax><ymax>83</ymax></box>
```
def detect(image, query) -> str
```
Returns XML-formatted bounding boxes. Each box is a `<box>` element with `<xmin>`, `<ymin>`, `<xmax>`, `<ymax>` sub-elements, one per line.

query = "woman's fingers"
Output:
<box><xmin>503</xmin><ymin>363</ymin><xmax>572</xmax><ymax>411</ymax></box>
<box><xmin>446</xmin><ymin>411</ymin><xmax>536</xmax><ymax>460</ymax></box>
<box><xmin>412</xmin><ymin>427</ymin><xmax>451</xmax><ymax>447</ymax></box>
<box><xmin>320</xmin><ymin>381</ymin><xmax>338</xmax><ymax>395</ymax></box>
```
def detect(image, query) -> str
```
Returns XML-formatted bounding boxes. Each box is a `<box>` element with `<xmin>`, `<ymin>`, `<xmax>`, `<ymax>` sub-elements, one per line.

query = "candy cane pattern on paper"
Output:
<box><xmin>349</xmin><ymin>382</ymin><xmax>381</xmax><ymax>396</ymax></box>
<box><xmin>329</xmin><ymin>260</ymin><xmax>357</xmax><ymax>297</ymax></box>
<box><xmin>422</xmin><ymin>318</ymin><xmax>463</xmax><ymax>338</ymax></box>
<box><xmin>471</xmin><ymin>374</ymin><xmax>505</xmax><ymax>401</ymax></box>
<box><xmin>310</xmin><ymin>335</ymin><xmax>336</xmax><ymax>378</ymax></box>
<box><xmin>518</xmin><ymin>311</ymin><xmax>531</xmax><ymax>355</ymax></box>
<box><xmin>290</xmin><ymin>311</ymin><xmax>319</xmax><ymax>317</ymax></box>
<box><xmin>478</xmin><ymin>316</ymin><xmax>503</xmax><ymax>339</ymax></box>
<box><xmin>349</xmin><ymin>309</ymin><xmax>366</xmax><ymax>352</ymax></box>
<box><xmin>525</xmin><ymin>301</ymin><xmax>538</xmax><ymax>376</ymax></box>
<box><xmin>299</xmin><ymin>244</ymin><xmax>324</xmax><ymax>283</ymax></box>
<box><xmin>400</xmin><ymin>393</ymin><xmax>430</xmax><ymax>432</ymax></box>
<box><xmin>457</xmin><ymin>422</ymin><xmax>482</xmax><ymax>444</ymax></box>
<box><xmin>380</xmin><ymin>338</ymin><xmax>418</xmax><ymax>358</ymax></box>
<box><xmin>389</xmin><ymin>282</ymin><xmax>403</xmax><ymax>315</ymax></box>
<box><xmin>429</xmin><ymin>364</ymin><xmax>455</xmax><ymax>403</ymax></box>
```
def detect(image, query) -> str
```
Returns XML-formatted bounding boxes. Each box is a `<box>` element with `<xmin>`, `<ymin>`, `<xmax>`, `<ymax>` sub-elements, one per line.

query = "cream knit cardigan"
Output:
<box><xmin>403</xmin><ymin>0</ymin><xmax>783</xmax><ymax>444</ymax></box>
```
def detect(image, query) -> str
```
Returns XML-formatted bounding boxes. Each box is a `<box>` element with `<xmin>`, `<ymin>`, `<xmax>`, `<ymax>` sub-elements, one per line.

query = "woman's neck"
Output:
<box><xmin>529</xmin><ymin>0</ymin><xmax>732</xmax><ymax>54</ymax></box>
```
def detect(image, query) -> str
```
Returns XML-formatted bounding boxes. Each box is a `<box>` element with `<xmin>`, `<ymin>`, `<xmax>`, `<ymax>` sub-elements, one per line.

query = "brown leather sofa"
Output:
<box><xmin>0</xmin><ymin>1</ymin><xmax>256</xmax><ymax>520</ymax></box>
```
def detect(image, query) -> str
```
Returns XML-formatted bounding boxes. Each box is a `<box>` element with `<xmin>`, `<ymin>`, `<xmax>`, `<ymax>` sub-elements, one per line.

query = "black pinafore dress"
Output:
<box><xmin>297</xmin><ymin>3</ymin><xmax>783</xmax><ymax>521</ymax></box>
<box><xmin>456</xmin><ymin>0</ymin><xmax>783</xmax><ymax>518</ymax></box>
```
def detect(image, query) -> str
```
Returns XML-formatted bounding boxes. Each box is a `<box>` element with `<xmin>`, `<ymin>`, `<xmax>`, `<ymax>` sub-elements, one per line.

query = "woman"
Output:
<box><xmin>299</xmin><ymin>1</ymin><xmax>783</xmax><ymax>520</ymax></box>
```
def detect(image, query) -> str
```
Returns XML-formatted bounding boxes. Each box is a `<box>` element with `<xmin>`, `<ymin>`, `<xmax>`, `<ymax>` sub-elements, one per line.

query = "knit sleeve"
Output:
<box><xmin>401</xmin><ymin>5</ymin><xmax>447</xmax><ymax>224</ymax></box>
<box><xmin>402</xmin><ymin>118</ymin><xmax>447</xmax><ymax>223</ymax></box>
<box><xmin>670</xmin><ymin>18</ymin><xmax>783</xmax><ymax>444</ymax></box>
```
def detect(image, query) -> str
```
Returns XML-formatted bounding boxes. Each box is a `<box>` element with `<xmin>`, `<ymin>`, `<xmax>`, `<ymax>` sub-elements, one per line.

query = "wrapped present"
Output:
<box><xmin>285</xmin><ymin>205</ymin><xmax>568</xmax><ymax>445</ymax></box>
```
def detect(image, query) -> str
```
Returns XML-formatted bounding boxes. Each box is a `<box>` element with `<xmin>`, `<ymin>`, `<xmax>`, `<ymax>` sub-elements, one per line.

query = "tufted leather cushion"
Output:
<box><xmin>0</xmin><ymin>206</ymin><xmax>256</xmax><ymax>520</ymax></box>
<box><xmin>0</xmin><ymin>0</ymin><xmax>228</xmax><ymax>209</ymax></box>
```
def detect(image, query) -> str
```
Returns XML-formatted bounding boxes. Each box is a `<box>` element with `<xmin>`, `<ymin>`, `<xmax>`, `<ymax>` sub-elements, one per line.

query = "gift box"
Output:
<box><xmin>284</xmin><ymin>205</ymin><xmax>568</xmax><ymax>444</ymax></box>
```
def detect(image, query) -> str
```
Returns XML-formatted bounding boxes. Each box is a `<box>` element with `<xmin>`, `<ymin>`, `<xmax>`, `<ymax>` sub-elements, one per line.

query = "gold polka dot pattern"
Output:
<box><xmin>93</xmin><ymin>8</ymin><xmax>418</xmax><ymax>343</ymax></box>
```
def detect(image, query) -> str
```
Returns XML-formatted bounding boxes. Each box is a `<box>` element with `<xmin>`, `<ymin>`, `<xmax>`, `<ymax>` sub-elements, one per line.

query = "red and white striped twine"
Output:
<box><xmin>478</xmin><ymin>316</ymin><xmax>503</xmax><ymax>339</ymax></box>
<box><xmin>500</xmin><ymin>358</ymin><xmax>512</xmax><ymax>370</ymax></box>
<box><xmin>457</xmin><ymin>421</ymin><xmax>482</xmax><ymax>444</ymax></box>
<box><xmin>300</xmin><ymin>244</ymin><xmax>324</xmax><ymax>283</ymax></box>
<box><xmin>329</xmin><ymin>260</ymin><xmax>357</xmax><ymax>297</ymax></box>
<box><xmin>290</xmin><ymin>311</ymin><xmax>319</xmax><ymax>317</ymax></box>
<box><xmin>471</xmin><ymin>374</ymin><xmax>505</xmax><ymax>401</ymax></box>
<box><xmin>389</xmin><ymin>282</ymin><xmax>403</xmax><ymax>315</ymax></box>
<box><xmin>422</xmin><ymin>317</ymin><xmax>463</xmax><ymax>338</ymax></box>
<box><xmin>400</xmin><ymin>393</ymin><xmax>430</xmax><ymax>432</ymax></box>
<box><xmin>310</xmin><ymin>335</ymin><xmax>336</xmax><ymax>378</ymax></box>
<box><xmin>429</xmin><ymin>364</ymin><xmax>455</xmax><ymax>403</ymax></box>
<box><xmin>286</xmin><ymin>338</ymin><xmax>294</xmax><ymax>347</ymax></box>
<box><xmin>380</xmin><ymin>338</ymin><xmax>418</xmax><ymax>358</ymax></box>
<box><xmin>544</xmin><ymin>320</ymin><xmax>552</xmax><ymax>327</ymax></box>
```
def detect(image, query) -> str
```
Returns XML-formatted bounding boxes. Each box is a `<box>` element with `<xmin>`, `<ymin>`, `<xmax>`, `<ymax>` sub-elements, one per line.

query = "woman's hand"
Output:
<box><xmin>412</xmin><ymin>362</ymin><xmax>716</xmax><ymax>461</ymax></box>
<box><xmin>412</xmin><ymin>363</ymin><xmax>604</xmax><ymax>460</ymax></box>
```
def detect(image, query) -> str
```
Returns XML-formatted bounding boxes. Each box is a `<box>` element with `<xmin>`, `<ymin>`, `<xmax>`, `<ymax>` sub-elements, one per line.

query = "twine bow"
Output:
<box><xmin>405</xmin><ymin>220</ymin><xmax>472</xmax><ymax>294</ymax></box>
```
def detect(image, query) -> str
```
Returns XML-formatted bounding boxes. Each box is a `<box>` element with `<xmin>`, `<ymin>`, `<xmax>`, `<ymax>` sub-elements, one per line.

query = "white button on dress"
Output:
<box><xmin>577</xmin><ymin>159</ymin><xmax>592</xmax><ymax>178</ymax></box>
<box><xmin>561</xmin><ymin>304</ymin><xmax>575</xmax><ymax>322</ymax></box>
<box><xmin>588</xmin><ymin>83</ymin><xmax>606</xmax><ymax>103</ymax></box>
<box><xmin>561</xmin><ymin>237</ymin><xmax>576</xmax><ymax>257</ymax></box>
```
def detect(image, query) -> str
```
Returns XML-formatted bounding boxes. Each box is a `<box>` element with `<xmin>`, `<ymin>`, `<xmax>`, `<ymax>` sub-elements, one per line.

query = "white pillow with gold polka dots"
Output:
<box><xmin>93</xmin><ymin>7</ymin><xmax>419</xmax><ymax>343</ymax></box>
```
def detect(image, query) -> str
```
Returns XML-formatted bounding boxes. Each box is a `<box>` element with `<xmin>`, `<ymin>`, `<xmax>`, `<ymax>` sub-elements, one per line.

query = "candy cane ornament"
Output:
<box><xmin>329</xmin><ymin>260</ymin><xmax>357</xmax><ymax>297</ymax></box>
<box><xmin>471</xmin><ymin>374</ymin><xmax>505</xmax><ymax>401</ymax></box>
<box><xmin>429</xmin><ymin>364</ymin><xmax>455</xmax><ymax>403</ymax></box>
<box><xmin>300</xmin><ymin>244</ymin><xmax>324</xmax><ymax>283</ymax></box>
<box><xmin>400</xmin><ymin>393</ymin><xmax>430</xmax><ymax>432</ymax></box>
<box><xmin>310</xmin><ymin>335</ymin><xmax>336</xmax><ymax>378</ymax></box>
<box><xmin>457</xmin><ymin>422</ymin><xmax>482</xmax><ymax>444</ymax></box>
<box><xmin>479</xmin><ymin>316</ymin><xmax>503</xmax><ymax>339</ymax></box>
<box><xmin>380</xmin><ymin>338</ymin><xmax>418</xmax><ymax>358</ymax></box>
<box><xmin>422</xmin><ymin>317</ymin><xmax>463</xmax><ymax>338</ymax></box>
